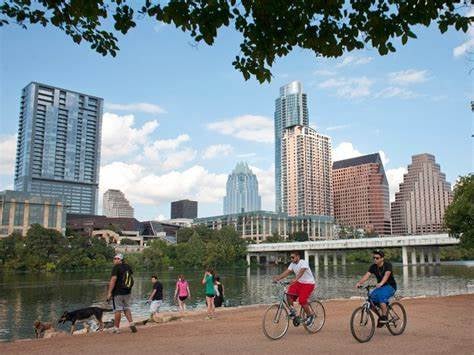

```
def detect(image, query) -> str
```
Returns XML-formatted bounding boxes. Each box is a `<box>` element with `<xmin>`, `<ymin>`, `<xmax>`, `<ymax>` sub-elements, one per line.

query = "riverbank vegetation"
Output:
<box><xmin>0</xmin><ymin>225</ymin><xmax>247</xmax><ymax>272</ymax></box>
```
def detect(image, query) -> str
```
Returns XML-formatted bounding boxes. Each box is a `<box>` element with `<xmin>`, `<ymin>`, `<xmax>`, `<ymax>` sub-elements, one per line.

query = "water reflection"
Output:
<box><xmin>0</xmin><ymin>262</ymin><xmax>473</xmax><ymax>342</ymax></box>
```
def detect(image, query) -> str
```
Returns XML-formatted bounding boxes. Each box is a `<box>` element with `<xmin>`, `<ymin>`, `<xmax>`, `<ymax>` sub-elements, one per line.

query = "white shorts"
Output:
<box><xmin>150</xmin><ymin>300</ymin><xmax>162</xmax><ymax>313</ymax></box>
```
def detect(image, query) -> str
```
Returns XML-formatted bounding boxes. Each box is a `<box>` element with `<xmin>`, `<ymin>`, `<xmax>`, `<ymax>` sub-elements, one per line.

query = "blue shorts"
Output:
<box><xmin>370</xmin><ymin>285</ymin><xmax>395</xmax><ymax>304</ymax></box>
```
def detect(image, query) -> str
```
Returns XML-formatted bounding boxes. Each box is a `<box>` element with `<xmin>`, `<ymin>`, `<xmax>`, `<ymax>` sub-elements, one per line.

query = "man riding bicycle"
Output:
<box><xmin>355</xmin><ymin>249</ymin><xmax>397</xmax><ymax>327</ymax></box>
<box><xmin>273</xmin><ymin>251</ymin><xmax>316</xmax><ymax>326</ymax></box>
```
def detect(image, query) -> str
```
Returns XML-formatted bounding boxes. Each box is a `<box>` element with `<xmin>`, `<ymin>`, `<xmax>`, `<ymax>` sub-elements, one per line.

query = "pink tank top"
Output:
<box><xmin>177</xmin><ymin>280</ymin><xmax>189</xmax><ymax>297</ymax></box>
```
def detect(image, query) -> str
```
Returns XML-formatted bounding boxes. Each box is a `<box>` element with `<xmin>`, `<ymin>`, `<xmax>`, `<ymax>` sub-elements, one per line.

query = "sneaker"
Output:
<box><xmin>129</xmin><ymin>323</ymin><xmax>137</xmax><ymax>333</ymax></box>
<box><xmin>377</xmin><ymin>316</ymin><xmax>388</xmax><ymax>328</ymax></box>
<box><xmin>288</xmin><ymin>309</ymin><xmax>297</xmax><ymax>318</ymax></box>
<box><xmin>112</xmin><ymin>327</ymin><xmax>120</xmax><ymax>334</ymax></box>
<box><xmin>305</xmin><ymin>315</ymin><xmax>315</xmax><ymax>326</ymax></box>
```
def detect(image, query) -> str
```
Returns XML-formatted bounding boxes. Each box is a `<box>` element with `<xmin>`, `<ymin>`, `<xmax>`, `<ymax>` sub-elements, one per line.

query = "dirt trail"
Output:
<box><xmin>2</xmin><ymin>294</ymin><xmax>473</xmax><ymax>354</ymax></box>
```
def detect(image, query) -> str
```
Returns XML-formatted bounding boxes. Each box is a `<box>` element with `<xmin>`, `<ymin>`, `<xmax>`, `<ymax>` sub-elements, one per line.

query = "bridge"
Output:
<box><xmin>246</xmin><ymin>234</ymin><xmax>459</xmax><ymax>266</ymax></box>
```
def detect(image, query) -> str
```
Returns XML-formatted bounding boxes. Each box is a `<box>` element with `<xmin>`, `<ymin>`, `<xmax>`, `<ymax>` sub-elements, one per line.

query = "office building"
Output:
<box><xmin>391</xmin><ymin>154</ymin><xmax>452</xmax><ymax>235</ymax></box>
<box><xmin>195</xmin><ymin>211</ymin><xmax>334</xmax><ymax>243</ymax></box>
<box><xmin>223</xmin><ymin>162</ymin><xmax>261</xmax><ymax>214</ymax></box>
<box><xmin>103</xmin><ymin>189</ymin><xmax>134</xmax><ymax>218</ymax></box>
<box><xmin>170</xmin><ymin>199</ymin><xmax>198</xmax><ymax>219</ymax></box>
<box><xmin>0</xmin><ymin>190</ymin><xmax>66</xmax><ymax>237</ymax></box>
<box><xmin>281</xmin><ymin>125</ymin><xmax>333</xmax><ymax>216</ymax></box>
<box><xmin>332</xmin><ymin>153</ymin><xmax>391</xmax><ymax>235</ymax></box>
<box><xmin>14</xmin><ymin>82</ymin><xmax>103</xmax><ymax>214</ymax></box>
<box><xmin>274</xmin><ymin>81</ymin><xmax>309</xmax><ymax>212</ymax></box>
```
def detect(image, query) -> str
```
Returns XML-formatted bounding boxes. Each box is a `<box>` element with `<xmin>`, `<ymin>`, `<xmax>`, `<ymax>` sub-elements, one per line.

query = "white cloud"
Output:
<box><xmin>202</xmin><ymin>144</ymin><xmax>233</xmax><ymax>160</ymax></box>
<box><xmin>388</xmin><ymin>69</ymin><xmax>428</xmax><ymax>85</ymax></box>
<box><xmin>386</xmin><ymin>167</ymin><xmax>407</xmax><ymax>202</ymax></box>
<box><xmin>155</xmin><ymin>214</ymin><xmax>166</xmax><ymax>221</ymax></box>
<box><xmin>148</xmin><ymin>134</ymin><xmax>190</xmax><ymax>151</ymax></box>
<box><xmin>249</xmin><ymin>165</ymin><xmax>275</xmax><ymax>211</ymax></box>
<box><xmin>319</xmin><ymin>77</ymin><xmax>374</xmax><ymax>98</ymax></box>
<box><xmin>336</xmin><ymin>56</ymin><xmax>373</xmax><ymax>68</ymax></box>
<box><xmin>453</xmin><ymin>9</ymin><xmax>474</xmax><ymax>57</ymax></box>
<box><xmin>237</xmin><ymin>152</ymin><xmax>257</xmax><ymax>158</ymax></box>
<box><xmin>100</xmin><ymin>163</ymin><xmax>227</xmax><ymax>205</ymax></box>
<box><xmin>105</xmin><ymin>102</ymin><xmax>167</xmax><ymax>114</ymax></box>
<box><xmin>101</xmin><ymin>113</ymin><xmax>159</xmax><ymax>160</ymax></box>
<box><xmin>0</xmin><ymin>134</ymin><xmax>17</xmax><ymax>176</ymax></box>
<box><xmin>326</xmin><ymin>124</ymin><xmax>352</xmax><ymax>131</ymax></box>
<box><xmin>374</xmin><ymin>86</ymin><xmax>418</xmax><ymax>99</ymax></box>
<box><xmin>143</xmin><ymin>134</ymin><xmax>196</xmax><ymax>170</ymax></box>
<box><xmin>332</xmin><ymin>142</ymin><xmax>363</xmax><ymax>162</ymax></box>
<box><xmin>207</xmin><ymin>115</ymin><xmax>274</xmax><ymax>143</ymax></box>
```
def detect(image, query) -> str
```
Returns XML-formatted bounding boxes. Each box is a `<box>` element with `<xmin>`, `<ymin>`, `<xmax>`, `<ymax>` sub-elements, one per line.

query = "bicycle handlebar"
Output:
<box><xmin>358</xmin><ymin>284</ymin><xmax>377</xmax><ymax>291</ymax></box>
<box><xmin>273</xmin><ymin>280</ymin><xmax>291</xmax><ymax>286</ymax></box>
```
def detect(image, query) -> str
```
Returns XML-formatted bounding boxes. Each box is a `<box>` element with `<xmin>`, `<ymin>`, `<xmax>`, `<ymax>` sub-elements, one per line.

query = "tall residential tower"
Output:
<box><xmin>14</xmin><ymin>82</ymin><xmax>103</xmax><ymax>214</ymax></box>
<box><xmin>281</xmin><ymin>125</ymin><xmax>333</xmax><ymax>216</ymax></box>
<box><xmin>274</xmin><ymin>81</ymin><xmax>308</xmax><ymax>212</ymax></box>
<box><xmin>391</xmin><ymin>154</ymin><xmax>452</xmax><ymax>235</ymax></box>
<box><xmin>223</xmin><ymin>162</ymin><xmax>261</xmax><ymax>214</ymax></box>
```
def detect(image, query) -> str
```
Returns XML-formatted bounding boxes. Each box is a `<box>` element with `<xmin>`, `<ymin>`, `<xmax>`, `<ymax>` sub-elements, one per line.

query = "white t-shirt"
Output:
<box><xmin>288</xmin><ymin>259</ymin><xmax>315</xmax><ymax>284</ymax></box>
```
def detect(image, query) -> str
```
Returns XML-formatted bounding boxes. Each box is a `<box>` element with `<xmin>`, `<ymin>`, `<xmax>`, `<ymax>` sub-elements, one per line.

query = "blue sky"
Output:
<box><xmin>0</xmin><ymin>15</ymin><xmax>472</xmax><ymax>220</ymax></box>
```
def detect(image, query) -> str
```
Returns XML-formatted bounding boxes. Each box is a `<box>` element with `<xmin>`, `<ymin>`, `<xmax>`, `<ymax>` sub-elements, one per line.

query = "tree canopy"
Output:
<box><xmin>444</xmin><ymin>174</ymin><xmax>474</xmax><ymax>248</ymax></box>
<box><xmin>1</xmin><ymin>1</ymin><xmax>472</xmax><ymax>82</ymax></box>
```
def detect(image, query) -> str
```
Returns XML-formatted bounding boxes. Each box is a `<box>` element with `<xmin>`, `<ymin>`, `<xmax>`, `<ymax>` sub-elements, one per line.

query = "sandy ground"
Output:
<box><xmin>2</xmin><ymin>294</ymin><xmax>473</xmax><ymax>355</ymax></box>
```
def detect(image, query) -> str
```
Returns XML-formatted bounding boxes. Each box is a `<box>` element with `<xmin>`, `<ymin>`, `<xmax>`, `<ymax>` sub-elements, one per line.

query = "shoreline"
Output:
<box><xmin>1</xmin><ymin>293</ymin><xmax>473</xmax><ymax>353</ymax></box>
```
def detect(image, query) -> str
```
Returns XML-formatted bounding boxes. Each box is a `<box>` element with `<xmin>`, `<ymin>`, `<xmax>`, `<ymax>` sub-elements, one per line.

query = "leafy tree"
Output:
<box><xmin>266</xmin><ymin>232</ymin><xmax>285</xmax><ymax>243</ymax></box>
<box><xmin>444</xmin><ymin>174</ymin><xmax>474</xmax><ymax>248</ymax></box>
<box><xmin>176</xmin><ymin>227</ymin><xmax>195</xmax><ymax>243</ymax></box>
<box><xmin>289</xmin><ymin>231</ymin><xmax>309</xmax><ymax>242</ymax></box>
<box><xmin>0</xmin><ymin>1</ymin><xmax>471</xmax><ymax>82</ymax></box>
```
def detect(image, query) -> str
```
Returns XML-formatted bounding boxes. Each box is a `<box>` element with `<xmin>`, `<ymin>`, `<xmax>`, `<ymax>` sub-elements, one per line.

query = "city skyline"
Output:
<box><xmin>0</xmin><ymin>20</ymin><xmax>471</xmax><ymax>220</ymax></box>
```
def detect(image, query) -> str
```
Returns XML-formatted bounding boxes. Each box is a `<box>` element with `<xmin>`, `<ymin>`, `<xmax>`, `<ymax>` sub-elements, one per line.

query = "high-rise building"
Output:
<box><xmin>14</xmin><ymin>82</ymin><xmax>103</xmax><ymax>214</ymax></box>
<box><xmin>103</xmin><ymin>189</ymin><xmax>134</xmax><ymax>218</ymax></box>
<box><xmin>171</xmin><ymin>199</ymin><xmax>198</xmax><ymax>219</ymax></box>
<box><xmin>223</xmin><ymin>162</ymin><xmax>261</xmax><ymax>214</ymax></box>
<box><xmin>332</xmin><ymin>153</ymin><xmax>391</xmax><ymax>235</ymax></box>
<box><xmin>281</xmin><ymin>125</ymin><xmax>333</xmax><ymax>217</ymax></box>
<box><xmin>274</xmin><ymin>81</ymin><xmax>309</xmax><ymax>212</ymax></box>
<box><xmin>391</xmin><ymin>153</ymin><xmax>452</xmax><ymax>235</ymax></box>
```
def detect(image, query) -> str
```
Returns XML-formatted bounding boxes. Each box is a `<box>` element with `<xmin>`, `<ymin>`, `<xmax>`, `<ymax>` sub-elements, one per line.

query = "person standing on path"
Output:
<box><xmin>202</xmin><ymin>268</ymin><xmax>215</xmax><ymax>319</ymax></box>
<box><xmin>107</xmin><ymin>253</ymin><xmax>137</xmax><ymax>333</ymax></box>
<box><xmin>174</xmin><ymin>274</ymin><xmax>191</xmax><ymax>312</ymax></box>
<box><xmin>147</xmin><ymin>275</ymin><xmax>163</xmax><ymax>320</ymax></box>
<box><xmin>214</xmin><ymin>276</ymin><xmax>224</xmax><ymax>308</ymax></box>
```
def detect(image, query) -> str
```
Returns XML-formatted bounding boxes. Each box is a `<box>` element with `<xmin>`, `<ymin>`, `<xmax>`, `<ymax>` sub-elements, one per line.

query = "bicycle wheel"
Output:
<box><xmin>262</xmin><ymin>304</ymin><xmax>290</xmax><ymax>340</ymax></box>
<box><xmin>350</xmin><ymin>306</ymin><xmax>375</xmax><ymax>343</ymax></box>
<box><xmin>386</xmin><ymin>302</ymin><xmax>407</xmax><ymax>335</ymax></box>
<box><xmin>301</xmin><ymin>300</ymin><xmax>326</xmax><ymax>334</ymax></box>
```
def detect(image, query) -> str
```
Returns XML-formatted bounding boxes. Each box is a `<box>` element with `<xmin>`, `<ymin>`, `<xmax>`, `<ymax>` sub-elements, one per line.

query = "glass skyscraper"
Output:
<box><xmin>223</xmin><ymin>162</ymin><xmax>261</xmax><ymax>214</ymax></box>
<box><xmin>274</xmin><ymin>81</ymin><xmax>308</xmax><ymax>212</ymax></box>
<box><xmin>14</xmin><ymin>82</ymin><xmax>103</xmax><ymax>214</ymax></box>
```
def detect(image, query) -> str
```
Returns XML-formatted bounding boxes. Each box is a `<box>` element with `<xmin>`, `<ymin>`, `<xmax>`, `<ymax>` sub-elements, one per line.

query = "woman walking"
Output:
<box><xmin>174</xmin><ymin>274</ymin><xmax>191</xmax><ymax>311</ymax></box>
<box><xmin>214</xmin><ymin>276</ymin><xmax>224</xmax><ymax>308</ymax></box>
<box><xmin>201</xmin><ymin>268</ymin><xmax>215</xmax><ymax>319</ymax></box>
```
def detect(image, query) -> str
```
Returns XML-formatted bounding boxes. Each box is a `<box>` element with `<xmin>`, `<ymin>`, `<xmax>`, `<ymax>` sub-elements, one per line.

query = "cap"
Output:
<box><xmin>114</xmin><ymin>253</ymin><xmax>124</xmax><ymax>260</ymax></box>
<box><xmin>372</xmin><ymin>249</ymin><xmax>385</xmax><ymax>257</ymax></box>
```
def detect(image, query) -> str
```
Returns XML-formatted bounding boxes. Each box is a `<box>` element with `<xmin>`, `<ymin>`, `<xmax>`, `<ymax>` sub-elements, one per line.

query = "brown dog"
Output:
<box><xmin>33</xmin><ymin>320</ymin><xmax>54</xmax><ymax>339</ymax></box>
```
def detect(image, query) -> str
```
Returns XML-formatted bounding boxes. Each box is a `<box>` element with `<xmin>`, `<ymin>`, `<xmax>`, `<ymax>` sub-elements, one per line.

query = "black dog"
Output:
<box><xmin>58</xmin><ymin>307</ymin><xmax>112</xmax><ymax>334</ymax></box>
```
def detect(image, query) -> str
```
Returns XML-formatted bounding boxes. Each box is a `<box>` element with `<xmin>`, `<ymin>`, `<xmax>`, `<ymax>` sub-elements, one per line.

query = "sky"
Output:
<box><xmin>0</xmin><ymin>12</ymin><xmax>473</xmax><ymax>221</ymax></box>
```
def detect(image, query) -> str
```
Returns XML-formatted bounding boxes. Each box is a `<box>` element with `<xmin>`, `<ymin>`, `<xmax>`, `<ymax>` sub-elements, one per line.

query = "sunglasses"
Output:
<box><xmin>373</xmin><ymin>256</ymin><xmax>381</xmax><ymax>260</ymax></box>
<box><xmin>113</xmin><ymin>257</ymin><xmax>121</xmax><ymax>260</ymax></box>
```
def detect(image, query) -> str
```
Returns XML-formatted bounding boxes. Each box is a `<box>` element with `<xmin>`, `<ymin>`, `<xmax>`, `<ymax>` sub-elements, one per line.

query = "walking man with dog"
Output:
<box><xmin>107</xmin><ymin>253</ymin><xmax>137</xmax><ymax>333</ymax></box>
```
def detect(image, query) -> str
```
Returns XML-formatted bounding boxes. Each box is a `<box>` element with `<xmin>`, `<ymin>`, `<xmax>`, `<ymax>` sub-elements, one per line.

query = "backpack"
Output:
<box><xmin>120</xmin><ymin>265</ymin><xmax>134</xmax><ymax>290</ymax></box>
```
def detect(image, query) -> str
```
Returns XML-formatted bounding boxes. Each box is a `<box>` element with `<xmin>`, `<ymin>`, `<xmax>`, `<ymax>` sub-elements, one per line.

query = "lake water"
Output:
<box><xmin>1</xmin><ymin>262</ymin><xmax>473</xmax><ymax>342</ymax></box>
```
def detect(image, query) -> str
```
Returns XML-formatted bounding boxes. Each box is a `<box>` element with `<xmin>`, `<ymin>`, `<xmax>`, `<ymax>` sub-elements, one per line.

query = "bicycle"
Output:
<box><xmin>262</xmin><ymin>281</ymin><xmax>326</xmax><ymax>340</ymax></box>
<box><xmin>350</xmin><ymin>285</ymin><xmax>407</xmax><ymax>343</ymax></box>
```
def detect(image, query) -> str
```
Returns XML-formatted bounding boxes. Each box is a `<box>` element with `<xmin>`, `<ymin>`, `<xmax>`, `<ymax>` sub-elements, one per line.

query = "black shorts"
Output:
<box><xmin>179</xmin><ymin>296</ymin><xmax>188</xmax><ymax>301</ymax></box>
<box><xmin>206</xmin><ymin>294</ymin><xmax>215</xmax><ymax>298</ymax></box>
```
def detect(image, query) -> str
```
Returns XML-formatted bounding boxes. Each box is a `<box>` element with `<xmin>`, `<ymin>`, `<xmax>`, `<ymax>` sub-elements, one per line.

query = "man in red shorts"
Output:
<box><xmin>273</xmin><ymin>250</ymin><xmax>315</xmax><ymax>325</ymax></box>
